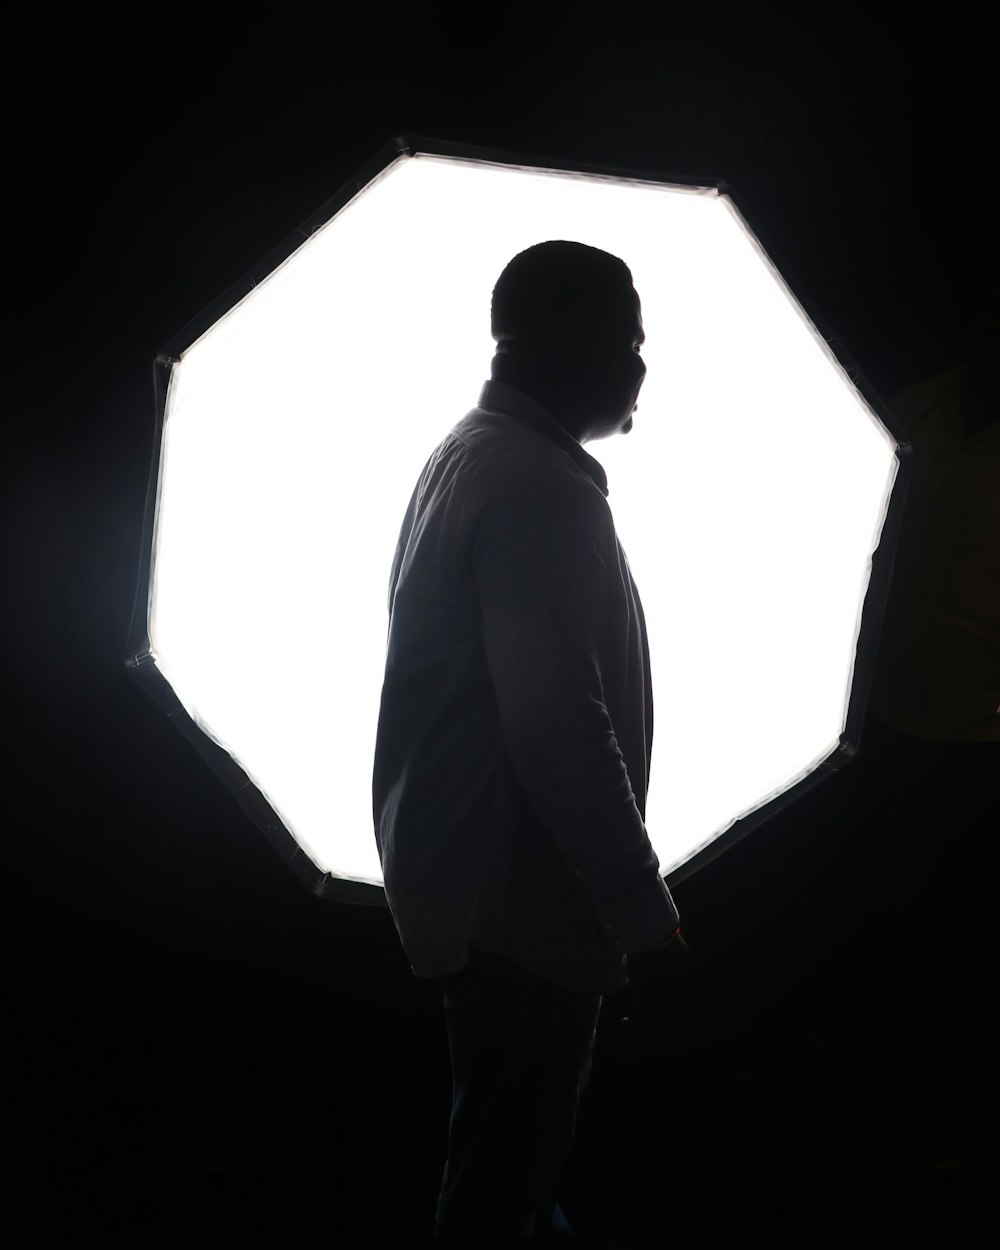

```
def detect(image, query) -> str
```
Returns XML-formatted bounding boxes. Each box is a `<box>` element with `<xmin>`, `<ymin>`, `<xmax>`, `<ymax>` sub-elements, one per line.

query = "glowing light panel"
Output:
<box><xmin>146</xmin><ymin>151</ymin><xmax>898</xmax><ymax>887</ymax></box>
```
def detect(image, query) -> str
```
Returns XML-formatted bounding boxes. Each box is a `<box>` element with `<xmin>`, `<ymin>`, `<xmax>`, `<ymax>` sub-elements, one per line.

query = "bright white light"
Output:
<box><xmin>148</xmin><ymin>152</ymin><xmax>897</xmax><ymax>885</ymax></box>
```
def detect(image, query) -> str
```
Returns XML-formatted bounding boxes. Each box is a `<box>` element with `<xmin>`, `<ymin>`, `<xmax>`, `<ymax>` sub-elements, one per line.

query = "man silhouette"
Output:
<box><xmin>373</xmin><ymin>241</ymin><xmax>684</xmax><ymax>1248</ymax></box>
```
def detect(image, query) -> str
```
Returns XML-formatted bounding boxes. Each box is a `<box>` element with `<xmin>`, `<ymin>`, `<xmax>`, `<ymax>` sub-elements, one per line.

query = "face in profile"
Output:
<box><xmin>579</xmin><ymin>288</ymin><xmax>647</xmax><ymax>442</ymax></box>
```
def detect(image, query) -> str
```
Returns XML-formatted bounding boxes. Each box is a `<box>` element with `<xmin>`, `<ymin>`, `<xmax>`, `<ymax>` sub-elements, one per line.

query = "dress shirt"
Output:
<box><xmin>372</xmin><ymin>379</ymin><xmax>679</xmax><ymax>995</ymax></box>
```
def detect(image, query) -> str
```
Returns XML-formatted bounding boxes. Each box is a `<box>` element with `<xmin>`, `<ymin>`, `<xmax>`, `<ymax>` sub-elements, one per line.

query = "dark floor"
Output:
<box><xmin>18</xmin><ymin>720</ymin><xmax>996</xmax><ymax>1248</ymax></box>
<box><xmin>22</xmin><ymin>991</ymin><xmax>996</xmax><ymax>1249</ymax></box>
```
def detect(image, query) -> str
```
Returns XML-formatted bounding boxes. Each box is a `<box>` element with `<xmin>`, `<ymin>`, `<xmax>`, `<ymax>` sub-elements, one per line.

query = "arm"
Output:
<box><xmin>474</xmin><ymin>475</ymin><xmax>678</xmax><ymax>953</ymax></box>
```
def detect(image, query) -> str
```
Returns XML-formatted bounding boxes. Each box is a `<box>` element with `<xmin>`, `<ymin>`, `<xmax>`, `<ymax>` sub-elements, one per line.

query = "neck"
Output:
<box><xmin>491</xmin><ymin>354</ymin><xmax>586</xmax><ymax>442</ymax></box>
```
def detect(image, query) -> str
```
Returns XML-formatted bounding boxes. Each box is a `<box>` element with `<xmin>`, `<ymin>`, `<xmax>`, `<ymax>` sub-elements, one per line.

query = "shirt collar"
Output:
<box><xmin>477</xmin><ymin>380</ymin><xmax>610</xmax><ymax>498</ymax></box>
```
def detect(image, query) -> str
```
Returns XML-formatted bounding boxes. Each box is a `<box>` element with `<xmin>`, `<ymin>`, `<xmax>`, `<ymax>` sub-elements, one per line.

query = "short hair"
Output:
<box><xmin>491</xmin><ymin>240</ymin><xmax>636</xmax><ymax>350</ymax></box>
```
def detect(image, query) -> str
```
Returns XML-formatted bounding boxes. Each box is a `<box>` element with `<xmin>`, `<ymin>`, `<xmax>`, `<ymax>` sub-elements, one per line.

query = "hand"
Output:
<box><xmin>614</xmin><ymin>931</ymin><xmax>691</xmax><ymax>1037</ymax></box>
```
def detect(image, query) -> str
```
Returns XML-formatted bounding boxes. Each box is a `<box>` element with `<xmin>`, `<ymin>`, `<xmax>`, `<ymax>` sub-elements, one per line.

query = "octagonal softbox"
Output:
<box><xmin>126</xmin><ymin>136</ymin><xmax>908</xmax><ymax>904</ymax></box>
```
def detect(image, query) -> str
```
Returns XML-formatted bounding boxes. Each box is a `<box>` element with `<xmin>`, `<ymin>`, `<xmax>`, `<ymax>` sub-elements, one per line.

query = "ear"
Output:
<box><xmin>571</xmin><ymin>335</ymin><xmax>604</xmax><ymax>386</ymax></box>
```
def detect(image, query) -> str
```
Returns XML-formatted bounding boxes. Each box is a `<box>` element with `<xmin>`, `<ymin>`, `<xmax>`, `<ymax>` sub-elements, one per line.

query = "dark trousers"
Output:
<box><xmin>433</xmin><ymin>948</ymin><xmax>602</xmax><ymax>1249</ymax></box>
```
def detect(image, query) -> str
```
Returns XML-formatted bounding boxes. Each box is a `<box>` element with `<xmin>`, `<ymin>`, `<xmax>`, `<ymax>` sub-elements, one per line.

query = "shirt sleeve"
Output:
<box><xmin>473</xmin><ymin>472</ymin><xmax>679</xmax><ymax>954</ymax></box>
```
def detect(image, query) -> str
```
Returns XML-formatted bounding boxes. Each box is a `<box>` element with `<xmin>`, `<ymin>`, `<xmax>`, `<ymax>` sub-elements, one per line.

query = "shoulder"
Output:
<box><xmin>457</xmin><ymin>407</ymin><xmax>611</xmax><ymax>519</ymax></box>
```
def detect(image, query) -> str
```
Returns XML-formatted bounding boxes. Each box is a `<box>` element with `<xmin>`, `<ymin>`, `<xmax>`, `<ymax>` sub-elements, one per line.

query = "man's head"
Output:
<box><xmin>490</xmin><ymin>240</ymin><xmax>646</xmax><ymax>443</ymax></box>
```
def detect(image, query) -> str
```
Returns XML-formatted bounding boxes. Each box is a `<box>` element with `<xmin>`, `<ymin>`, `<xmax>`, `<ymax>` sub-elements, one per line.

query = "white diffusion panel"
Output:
<box><xmin>149</xmin><ymin>153</ymin><xmax>897</xmax><ymax>883</ymax></box>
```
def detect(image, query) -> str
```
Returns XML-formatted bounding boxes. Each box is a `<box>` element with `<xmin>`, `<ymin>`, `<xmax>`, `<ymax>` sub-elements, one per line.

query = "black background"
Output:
<box><xmin>7</xmin><ymin>9</ymin><xmax>996</xmax><ymax>1247</ymax></box>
